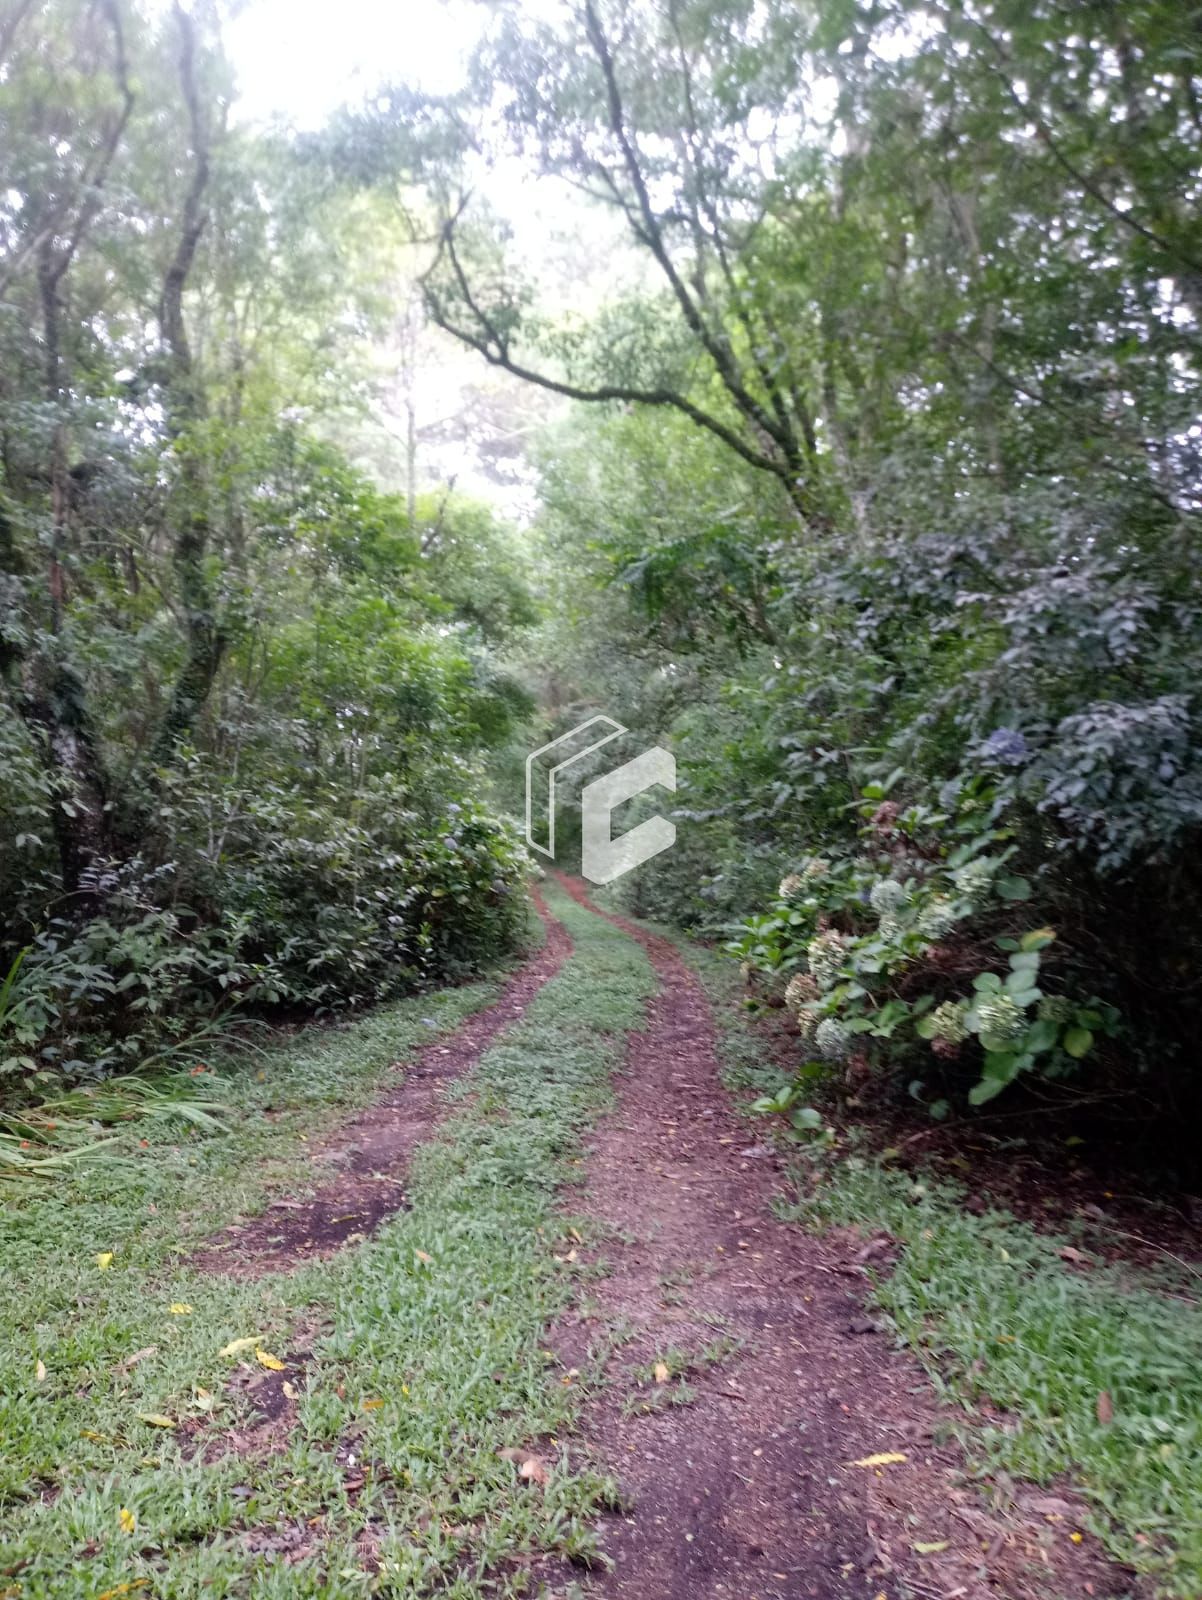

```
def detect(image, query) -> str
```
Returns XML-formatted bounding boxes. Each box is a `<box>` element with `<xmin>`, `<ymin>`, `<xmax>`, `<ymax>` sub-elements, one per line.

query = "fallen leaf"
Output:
<box><xmin>1096</xmin><ymin>1390</ymin><xmax>1114</xmax><ymax>1424</ymax></box>
<box><xmin>218</xmin><ymin>1335</ymin><xmax>263</xmax><ymax>1358</ymax></box>
<box><xmin>118</xmin><ymin>1506</ymin><xmax>137</xmax><ymax>1534</ymax></box>
<box><xmin>653</xmin><ymin>1362</ymin><xmax>670</xmax><ymax>1385</ymax></box>
<box><xmin>35</xmin><ymin>1358</ymin><xmax>46</xmax><ymax>1383</ymax></box>
<box><xmin>1059</xmin><ymin>1245</ymin><xmax>1088</xmax><ymax>1264</ymax></box>
<box><xmin>282</xmin><ymin>1380</ymin><xmax>298</xmax><ymax>1400</ymax></box>
<box><xmin>850</xmin><ymin>1451</ymin><xmax>907</xmax><ymax>1468</ymax></box>
<box><xmin>137</xmin><ymin>1413</ymin><xmax>176</xmax><ymax>1430</ymax></box>
<box><xmin>414</xmin><ymin>1250</ymin><xmax>432</xmax><ymax>1266</ymax></box>
<box><xmin>913</xmin><ymin>1540</ymin><xmax>949</xmax><ymax>1555</ymax></box>
<box><xmin>361</xmin><ymin>1397</ymin><xmax>384</xmax><ymax>1410</ymax></box>
<box><xmin>95</xmin><ymin>1252</ymin><xmax>114</xmax><ymax>1271</ymax></box>
<box><xmin>254</xmin><ymin>1349</ymin><xmax>286</xmax><ymax>1371</ymax></box>
<box><xmin>115</xmin><ymin>1345</ymin><xmax>157</xmax><ymax>1373</ymax></box>
<box><xmin>168</xmin><ymin>1303</ymin><xmax>193</xmax><ymax>1316</ymax></box>
<box><xmin>97</xmin><ymin>1582</ymin><xmax>149</xmax><ymax>1599</ymax></box>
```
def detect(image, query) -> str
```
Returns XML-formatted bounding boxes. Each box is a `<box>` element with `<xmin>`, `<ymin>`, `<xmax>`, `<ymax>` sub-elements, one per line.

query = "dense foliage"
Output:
<box><xmin>7</xmin><ymin>0</ymin><xmax>1200</xmax><ymax>1162</ymax></box>
<box><xmin>0</xmin><ymin>3</ymin><xmax>533</xmax><ymax>1083</ymax></box>
<box><xmin>395</xmin><ymin>0</ymin><xmax>1202</xmax><ymax>1161</ymax></box>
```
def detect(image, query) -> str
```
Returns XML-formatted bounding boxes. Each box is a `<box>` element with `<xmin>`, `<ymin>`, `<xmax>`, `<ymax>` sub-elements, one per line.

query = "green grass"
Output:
<box><xmin>680</xmin><ymin>934</ymin><xmax>1202</xmax><ymax>1599</ymax></box>
<box><xmin>0</xmin><ymin>881</ymin><xmax>655</xmax><ymax>1597</ymax></box>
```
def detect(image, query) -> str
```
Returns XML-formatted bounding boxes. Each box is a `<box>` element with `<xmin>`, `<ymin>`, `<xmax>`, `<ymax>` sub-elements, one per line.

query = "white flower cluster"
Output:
<box><xmin>917</xmin><ymin>895</ymin><xmax>957</xmax><ymax>940</ymax></box>
<box><xmin>870</xmin><ymin>877</ymin><xmax>908</xmax><ymax>916</ymax></box>
<box><xmin>976</xmin><ymin>993</ymin><xmax>1024</xmax><ymax>1042</ymax></box>
<box><xmin>929</xmin><ymin>1000</ymin><xmax>968</xmax><ymax>1043</ymax></box>
<box><xmin>778</xmin><ymin>873</ymin><xmax>804</xmax><ymax>901</ymax></box>
<box><xmin>815</xmin><ymin>1017</ymin><xmax>851</xmax><ymax>1061</ymax></box>
<box><xmin>784</xmin><ymin>972</ymin><xmax>819</xmax><ymax>1014</ymax></box>
<box><xmin>806</xmin><ymin>930</ymin><xmax>846</xmax><ymax>990</ymax></box>
<box><xmin>953</xmin><ymin>858</ymin><xmax>995</xmax><ymax>900</ymax></box>
<box><xmin>795</xmin><ymin>1005</ymin><xmax>820</xmax><ymax>1045</ymax></box>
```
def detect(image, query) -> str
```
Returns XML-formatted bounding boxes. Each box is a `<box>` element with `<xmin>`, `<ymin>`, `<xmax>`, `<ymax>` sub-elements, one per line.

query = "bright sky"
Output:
<box><xmin>225</xmin><ymin>0</ymin><xmax>484</xmax><ymax>127</ymax></box>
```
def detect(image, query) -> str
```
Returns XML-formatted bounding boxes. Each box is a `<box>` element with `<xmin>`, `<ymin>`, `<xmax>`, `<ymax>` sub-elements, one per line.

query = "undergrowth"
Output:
<box><xmin>0</xmin><ymin>881</ymin><xmax>654</xmax><ymax>1596</ymax></box>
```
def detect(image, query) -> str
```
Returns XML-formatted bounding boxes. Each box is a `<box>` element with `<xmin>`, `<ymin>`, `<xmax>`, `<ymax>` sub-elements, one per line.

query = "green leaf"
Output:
<box><xmin>1026</xmin><ymin>1018</ymin><xmax>1060</xmax><ymax>1053</ymax></box>
<box><xmin>1020</xmin><ymin>928</ymin><xmax>1057</xmax><ymax>952</ymax></box>
<box><xmin>996</xmin><ymin>876</ymin><xmax>1032</xmax><ymax>902</ymax></box>
<box><xmin>969</xmin><ymin>1076</ymin><xmax>1006</xmax><ymax>1106</ymax></box>
<box><xmin>972</xmin><ymin>972</ymin><xmax>1002</xmax><ymax>993</ymax></box>
<box><xmin>1063</xmin><ymin>1026</ymin><xmax>1094</xmax><ymax>1059</ymax></box>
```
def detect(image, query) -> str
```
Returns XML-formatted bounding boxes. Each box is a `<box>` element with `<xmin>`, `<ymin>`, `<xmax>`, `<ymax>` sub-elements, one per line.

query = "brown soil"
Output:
<box><xmin>188</xmin><ymin>886</ymin><xmax>572</xmax><ymax>1277</ymax></box>
<box><xmin>550</xmin><ymin>875</ymin><xmax>1137</xmax><ymax>1600</ymax></box>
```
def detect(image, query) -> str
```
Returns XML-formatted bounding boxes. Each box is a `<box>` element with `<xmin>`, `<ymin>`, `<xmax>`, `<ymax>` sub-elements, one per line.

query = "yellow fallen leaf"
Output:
<box><xmin>137</xmin><ymin>1413</ymin><xmax>176</xmax><ymax>1429</ymax></box>
<box><xmin>1070</xmin><ymin>1531</ymin><xmax>1084</xmax><ymax>1544</ymax></box>
<box><xmin>653</xmin><ymin>1362</ymin><xmax>670</xmax><ymax>1385</ymax></box>
<box><xmin>168</xmin><ymin>1303</ymin><xmax>192</xmax><ymax>1316</ymax></box>
<box><xmin>80</xmin><ymin>1429</ymin><xmax>111</xmax><ymax>1443</ymax></box>
<box><xmin>35</xmin><ymin>1358</ymin><xmax>46</xmax><ymax>1383</ymax></box>
<box><xmin>913</xmin><ymin>1540</ymin><xmax>949</xmax><ymax>1554</ymax></box>
<box><xmin>118</xmin><ymin>1506</ymin><xmax>137</xmax><ymax>1534</ymax></box>
<box><xmin>95</xmin><ymin>1252</ymin><xmax>114</xmax><ymax>1271</ymax></box>
<box><xmin>97</xmin><ymin>1582</ymin><xmax>149</xmax><ymax>1599</ymax></box>
<box><xmin>218</xmin><ymin>1335</ymin><xmax>263</xmax><ymax>1358</ymax></box>
<box><xmin>361</xmin><ymin>1397</ymin><xmax>384</xmax><ymax>1410</ymax></box>
<box><xmin>850</xmin><ymin>1451</ymin><xmax>907</xmax><ymax>1468</ymax></box>
<box><xmin>414</xmin><ymin>1249</ymin><xmax>432</xmax><ymax>1266</ymax></box>
<box><xmin>254</xmin><ymin>1349</ymin><xmax>286</xmax><ymax>1371</ymax></box>
<box><xmin>282</xmin><ymin>1380</ymin><xmax>297</xmax><ymax>1400</ymax></box>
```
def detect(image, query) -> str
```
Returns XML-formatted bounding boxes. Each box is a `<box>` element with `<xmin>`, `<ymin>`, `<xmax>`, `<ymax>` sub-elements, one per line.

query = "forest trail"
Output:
<box><xmin>0</xmin><ymin>877</ymin><xmax>1136</xmax><ymax>1598</ymax></box>
<box><xmin>550</xmin><ymin>878</ymin><xmax>1127</xmax><ymax>1600</ymax></box>
<box><xmin>188</xmin><ymin>887</ymin><xmax>573</xmax><ymax>1277</ymax></box>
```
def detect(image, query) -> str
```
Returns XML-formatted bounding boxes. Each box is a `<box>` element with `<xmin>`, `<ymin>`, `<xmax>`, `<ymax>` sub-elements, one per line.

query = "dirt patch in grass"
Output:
<box><xmin>551</xmin><ymin>876</ymin><xmax>1137</xmax><ymax>1600</ymax></box>
<box><xmin>188</xmin><ymin>886</ymin><xmax>573</xmax><ymax>1277</ymax></box>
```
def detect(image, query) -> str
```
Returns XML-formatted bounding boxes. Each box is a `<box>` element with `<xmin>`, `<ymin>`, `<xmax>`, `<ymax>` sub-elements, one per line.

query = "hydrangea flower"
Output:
<box><xmin>976</xmin><ymin>993</ymin><xmax>1024</xmax><ymax>1042</ymax></box>
<box><xmin>929</xmin><ymin>1000</ymin><xmax>968</xmax><ymax>1043</ymax></box>
<box><xmin>953</xmin><ymin>859</ymin><xmax>995</xmax><ymax>899</ymax></box>
<box><xmin>806</xmin><ymin>931</ymin><xmax>846</xmax><ymax>990</ymax></box>
<box><xmin>802</xmin><ymin>856</ymin><xmax>830</xmax><ymax>880</ymax></box>
<box><xmin>878</xmin><ymin>911</ymin><xmax>904</xmax><ymax>942</ymax></box>
<box><xmin>778</xmin><ymin>873</ymin><xmax>804</xmax><ymax>901</ymax></box>
<box><xmin>815</xmin><ymin>1017</ymin><xmax>851</xmax><ymax>1061</ymax></box>
<box><xmin>917</xmin><ymin>895</ymin><xmax>956</xmax><ymax>939</ymax></box>
<box><xmin>869</xmin><ymin>878</ymin><xmax>908</xmax><ymax>916</ymax></box>
<box><xmin>795</xmin><ymin>1006</ymin><xmax>820</xmax><ymax>1045</ymax></box>
<box><xmin>784</xmin><ymin>972</ymin><xmax>820</xmax><ymax>1015</ymax></box>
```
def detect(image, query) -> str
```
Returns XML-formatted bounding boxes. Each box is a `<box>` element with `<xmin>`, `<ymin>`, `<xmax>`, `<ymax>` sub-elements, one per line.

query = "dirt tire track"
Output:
<box><xmin>188</xmin><ymin>884</ymin><xmax>572</xmax><ymax>1277</ymax></box>
<box><xmin>553</xmin><ymin>874</ymin><xmax>1133</xmax><ymax>1600</ymax></box>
